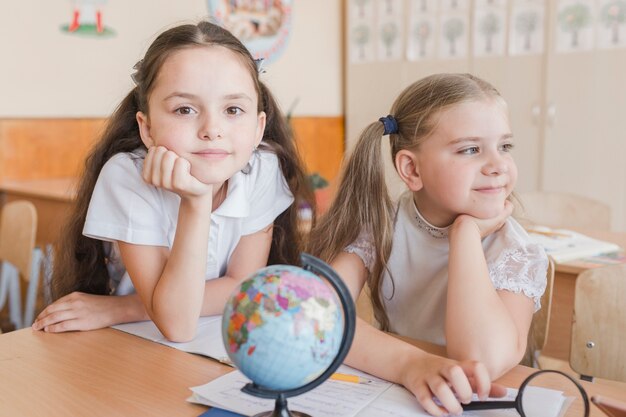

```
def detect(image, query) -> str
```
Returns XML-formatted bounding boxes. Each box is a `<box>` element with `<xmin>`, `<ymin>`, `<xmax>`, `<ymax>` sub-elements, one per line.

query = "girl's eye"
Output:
<box><xmin>460</xmin><ymin>146</ymin><xmax>480</xmax><ymax>155</ymax></box>
<box><xmin>175</xmin><ymin>106</ymin><xmax>196</xmax><ymax>115</ymax></box>
<box><xmin>501</xmin><ymin>142</ymin><xmax>515</xmax><ymax>152</ymax></box>
<box><xmin>226</xmin><ymin>106</ymin><xmax>243</xmax><ymax>116</ymax></box>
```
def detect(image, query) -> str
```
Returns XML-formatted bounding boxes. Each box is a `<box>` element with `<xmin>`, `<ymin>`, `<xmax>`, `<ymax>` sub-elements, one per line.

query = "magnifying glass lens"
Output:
<box><xmin>520</xmin><ymin>371</ymin><xmax>587</xmax><ymax>417</ymax></box>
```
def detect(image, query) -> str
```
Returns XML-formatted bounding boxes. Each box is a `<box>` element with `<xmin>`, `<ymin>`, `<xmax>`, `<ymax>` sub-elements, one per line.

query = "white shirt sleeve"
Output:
<box><xmin>486</xmin><ymin>220</ymin><xmax>549</xmax><ymax>312</ymax></box>
<box><xmin>240</xmin><ymin>151</ymin><xmax>294</xmax><ymax>235</ymax></box>
<box><xmin>344</xmin><ymin>230</ymin><xmax>376</xmax><ymax>272</ymax></box>
<box><xmin>83</xmin><ymin>152</ymin><xmax>171</xmax><ymax>246</ymax></box>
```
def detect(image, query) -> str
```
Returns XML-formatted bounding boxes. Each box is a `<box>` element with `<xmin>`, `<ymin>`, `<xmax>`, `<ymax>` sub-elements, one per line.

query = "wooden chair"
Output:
<box><xmin>570</xmin><ymin>264</ymin><xmax>626</xmax><ymax>383</ymax></box>
<box><xmin>524</xmin><ymin>257</ymin><xmax>555</xmax><ymax>367</ymax></box>
<box><xmin>517</xmin><ymin>191</ymin><xmax>611</xmax><ymax>230</ymax></box>
<box><xmin>0</xmin><ymin>201</ymin><xmax>42</xmax><ymax>329</ymax></box>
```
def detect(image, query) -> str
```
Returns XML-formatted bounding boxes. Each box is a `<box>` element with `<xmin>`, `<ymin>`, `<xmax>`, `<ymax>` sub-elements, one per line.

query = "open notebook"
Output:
<box><xmin>113</xmin><ymin>315</ymin><xmax>231</xmax><ymax>364</ymax></box>
<box><xmin>112</xmin><ymin>317</ymin><xmax>571</xmax><ymax>417</ymax></box>
<box><xmin>527</xmin><ymin>226</ymin><xmax>622</xmax><ymax>263</ymax></box>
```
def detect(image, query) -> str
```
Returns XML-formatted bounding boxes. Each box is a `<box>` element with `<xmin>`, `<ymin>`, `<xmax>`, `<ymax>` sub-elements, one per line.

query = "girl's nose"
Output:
<box><xmin>482</xmin><ymin>152</ymin><xmax>509</xmax><ymax>176</ymax></box>
<box><xmin>199</xmin><ymin>116</ymin><xmax>221</xmax><ymax>141</ymax></box>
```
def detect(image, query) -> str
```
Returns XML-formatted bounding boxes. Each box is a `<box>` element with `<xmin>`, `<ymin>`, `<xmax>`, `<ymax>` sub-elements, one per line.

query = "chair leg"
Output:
<box><xmin>23</xmin><ymin>248</ymin><xmax>43</xmax><ymax>327</ymax></box>
<box><xmin>4</xmin><ymin>263</ymin><xmax>23</xmax><ymax>329</ymax></box>
<box><xmin>0</xmin><ymin>262</ymin><xmax>9</xmax><ymax>310</ymax></box>
<box><xmin>42</xmin><ymin>244</ymin><xmax>54</xmax><ymax>305</ymax></box>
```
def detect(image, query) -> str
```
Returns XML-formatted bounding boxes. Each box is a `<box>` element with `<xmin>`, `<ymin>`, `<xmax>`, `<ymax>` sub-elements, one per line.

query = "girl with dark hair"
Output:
<box><xmin>33</xmin><ymin>21</ymin><xmax>314</xmax><ymax>342</ymax></box>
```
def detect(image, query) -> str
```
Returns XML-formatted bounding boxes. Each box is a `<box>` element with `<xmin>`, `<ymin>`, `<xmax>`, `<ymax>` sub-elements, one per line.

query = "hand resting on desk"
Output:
<box><xmin>32</xmin><ymin>292</ymin><xmax>148</xmax><ymax>332</ymax></box>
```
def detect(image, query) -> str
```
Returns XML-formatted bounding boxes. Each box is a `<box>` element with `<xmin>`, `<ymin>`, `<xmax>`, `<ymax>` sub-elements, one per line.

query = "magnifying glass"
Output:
<box><xmin>462</xmin><ymin>370</ymin><xmax>590</xmax><ymax>417</ymax></box>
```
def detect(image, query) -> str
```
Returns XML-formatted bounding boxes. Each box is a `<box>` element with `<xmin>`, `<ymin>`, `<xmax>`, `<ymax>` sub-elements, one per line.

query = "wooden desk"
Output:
<box><xmin>543</xmin><ymin>230</ymin><xmax>626</xmax><ymax>361</ymax></box>
<box><xmin>0</xmin><ymin>178</ymin><xmax>77</xmax><ymax>248</ymax></box>
<box><xmin>1</xmin><ymin>327</ymin><xmax>625</xmax><ymax>417</ymax></box>
<box><xmin>0</xmin><ymin>328</ymin><xmax>231</xmax><ymax>417</ymax></box>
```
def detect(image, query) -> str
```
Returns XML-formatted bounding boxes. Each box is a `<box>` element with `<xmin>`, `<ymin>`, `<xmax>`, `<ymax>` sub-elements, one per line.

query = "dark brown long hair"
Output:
<box><xmin>308</xmin><ymin>73</ymin><xmax>503</xmax><ymax>330</ymax></box>
<box><xmin>51</xmin><ymin>21</ymin><xmax>314</xmax><ymax>300</ymax></box>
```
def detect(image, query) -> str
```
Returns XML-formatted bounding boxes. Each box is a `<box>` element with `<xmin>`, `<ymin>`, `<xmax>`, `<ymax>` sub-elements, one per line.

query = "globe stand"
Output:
<box><xmin>239</xmin><ymin>253</ymin><xmax>357</xmax><ymax>417</ymax></box>
<box><xmin>249</xmin><ymin>393</ymin><xmax>310</xmax><ymax>417</ymax></box>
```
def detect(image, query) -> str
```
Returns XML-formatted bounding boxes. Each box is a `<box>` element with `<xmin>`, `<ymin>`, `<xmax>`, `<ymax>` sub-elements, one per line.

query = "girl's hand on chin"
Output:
<box><xmin>143</xmin><ymin>146</ymin><xmax>213</xmax><ymax>198</ymax></box>
<box><xmin>453</xmin><ymin>200</ymin><xmax>513</xmax><ymax>238</ymax></box>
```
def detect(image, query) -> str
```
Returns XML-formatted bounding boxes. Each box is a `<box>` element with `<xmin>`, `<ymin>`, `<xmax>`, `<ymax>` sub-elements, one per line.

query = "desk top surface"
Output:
<box><xmin>0</xmin><ymin>177</ymin><xmax>77</xmax><ymax>202</ymax></box>
<box><xmin>1</xmin><ymin>327</ymin><xmax>625</xmax><ymax>417</ymax></box>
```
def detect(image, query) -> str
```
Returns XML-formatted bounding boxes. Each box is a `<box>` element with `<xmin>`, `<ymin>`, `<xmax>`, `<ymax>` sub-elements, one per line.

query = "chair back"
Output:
<box><xmin>571</xmin><ymin>264</ymin><xmax>626</xmax><ymax>382</ymax></box>
<box><xmin>0</xmin><ymin>201</ymin><xmax>37</xmax><ymax>281</ymax></box>
<box><xmin>518</xmin><ymin>191</ymin><xmax>611</xmax><ymax>230</ymax></box>
<box><xmin>532</xmin><ymin>257</ymin><xmax>556</xmax><ymax>351</ymax></box>
<box><xmin>523</xmin><ymin>257</ymin><xmax>555</xmax><ymax>366</ymax></box>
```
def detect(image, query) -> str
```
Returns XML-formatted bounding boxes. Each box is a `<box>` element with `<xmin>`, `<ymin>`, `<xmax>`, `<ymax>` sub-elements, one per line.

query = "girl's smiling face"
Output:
<box><xmin>412</xmin><ymin>99</ymin><xmax>518</xmax><ymax>227</ymax></box>
<box><xmin>136</xmin><ymin>45</ymin><xmax>265</xmax><ymax>185</ymax></box>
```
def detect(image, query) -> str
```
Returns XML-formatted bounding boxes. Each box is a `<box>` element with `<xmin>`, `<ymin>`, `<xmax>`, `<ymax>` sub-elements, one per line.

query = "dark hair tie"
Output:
<box><xmin>379</xmin><ymin>114</ymin><xmax>399</xmax><ymax>136</ymax></box>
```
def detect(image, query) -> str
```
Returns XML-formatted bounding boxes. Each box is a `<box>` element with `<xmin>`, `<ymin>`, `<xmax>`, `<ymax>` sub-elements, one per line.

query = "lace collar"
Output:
<box><xmin>412</xmin><ymin>200</ymin><xmax>450</xmax><ymax>239</ymax></box>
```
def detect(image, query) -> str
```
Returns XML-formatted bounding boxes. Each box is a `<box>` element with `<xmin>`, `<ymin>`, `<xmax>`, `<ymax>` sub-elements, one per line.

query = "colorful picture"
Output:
<box><xmin>208</xmin><ymin>0</ymin><xmax>293</xmax><ymax>63</ymax></box>
<box><xmin>60</xmin><ymin>0</ymin><xmax>115</xmax><ymax>38</ymax></box>
<box><xmin>556</xmin><ymin>0</ymin><xmax>594</xmax><ymax>53</ymax></box>
<box><xmin>597</xmin><ymin>0</ymin><xmax>626</xmax><ymax>49</ymax></box>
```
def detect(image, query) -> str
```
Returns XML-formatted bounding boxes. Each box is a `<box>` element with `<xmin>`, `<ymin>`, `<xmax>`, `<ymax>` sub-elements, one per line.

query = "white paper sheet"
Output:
<box><xmin>113</xmin><ymin>315</ymin><xmax>231</xmax><ymax>364</ymax></box>
<box><xmin>189</xmin><ymin>365</ymin><xmax>392</xmax><ymax>417</ymax></box>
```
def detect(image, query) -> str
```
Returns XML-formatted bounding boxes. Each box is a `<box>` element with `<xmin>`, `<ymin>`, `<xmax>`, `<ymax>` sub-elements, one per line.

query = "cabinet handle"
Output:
<box><xmin>531</xmin><ymin>104</ymin><xmax>541</xmax><ymax>125</ymax></box>
<box><xmin>546</xmin><ymin>103</ymin><xmax>556</xmax><ymax>126</ymax></box>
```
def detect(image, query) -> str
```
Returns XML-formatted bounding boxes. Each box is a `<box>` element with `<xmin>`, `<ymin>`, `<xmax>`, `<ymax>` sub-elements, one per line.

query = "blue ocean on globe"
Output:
<box><xmin>222</xmin><ymin>265</ymin><xmax>344</xmax><ymax>391</ymax></box>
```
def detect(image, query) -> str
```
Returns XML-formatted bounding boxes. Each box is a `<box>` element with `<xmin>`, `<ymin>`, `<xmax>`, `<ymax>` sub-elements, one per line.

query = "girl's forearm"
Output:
<box><xmin>151</xmin><ymin>195</ymin><xmax>212</xmax><ymax>341</ymax></box>
<box><xmin>200</xmin><ymin>275</ymin><xmax>245</xmax><ymax>316</ymax></box>
<box><xmin>446</xmin><ymin>219</ymin><xmax>523</xmax><ymax>377</ymax></box>
<box><xmin>113</xmin><ymin>294</ymin><xmax>151</xmax><ymax>324</ymax></box>
<box><xmin>345</xmin><ymin>318</ymin><xmax>431</xmax><ymax>385</ymax></box>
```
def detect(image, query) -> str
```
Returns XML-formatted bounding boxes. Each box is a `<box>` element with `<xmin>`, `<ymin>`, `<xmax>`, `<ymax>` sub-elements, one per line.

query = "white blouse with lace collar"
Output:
<box><xmin>344</xmin><ymin>191</ymin><xmax>548</xmax><ymax>345</ymax></box>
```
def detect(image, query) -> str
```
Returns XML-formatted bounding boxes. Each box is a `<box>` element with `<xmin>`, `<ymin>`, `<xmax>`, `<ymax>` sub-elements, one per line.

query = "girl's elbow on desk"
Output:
<box><xmin>150</xmin><ymin>309</ymin><xmax>199</xmax><ymax>342</ymax></box>
<box><xmin>447</xmin><ymin>343</ymin><xmax>525</xmax><ymax>379</ymax></box>
<box><xmin>159</xmin><ymin>321</ymin><xmax>198</xmax><ymax>343</ymax></box>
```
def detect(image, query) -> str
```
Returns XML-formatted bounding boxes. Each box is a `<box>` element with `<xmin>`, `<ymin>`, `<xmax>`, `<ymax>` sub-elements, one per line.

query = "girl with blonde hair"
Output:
<box><xmin>309</xmin><ymin>73</ymin><xmax>547</xmax><ymax>415</ymax></box>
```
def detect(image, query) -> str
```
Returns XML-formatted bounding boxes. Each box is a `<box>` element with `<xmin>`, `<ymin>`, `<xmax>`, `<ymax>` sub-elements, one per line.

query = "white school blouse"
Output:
<box><xmin>83</xmin><ymin>148</ymin><xmax>293</xmax><ymax>295</ymax></box>
<box><xmin>345</xmin><ymin>191</ymin><xmax>548</xmax><ymax>345</ymax></box>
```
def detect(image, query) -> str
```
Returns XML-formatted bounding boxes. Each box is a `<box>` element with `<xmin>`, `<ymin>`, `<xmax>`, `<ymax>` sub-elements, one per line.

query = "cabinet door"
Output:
<box><xmin>542</xmin><ymin>2</ymin><xmax>626</xmax><ymax>231</ymax></box>
<box><xmin>473</xmin><ymin>55</ymin><xmax>545</xmax><ymax>194</ymax></box>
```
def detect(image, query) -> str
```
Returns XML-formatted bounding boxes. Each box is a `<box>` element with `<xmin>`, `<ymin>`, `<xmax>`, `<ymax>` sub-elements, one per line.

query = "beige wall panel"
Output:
<box><xmin>0</xmin><ymin>1</ymin><xmax>342</xmax><ymax>117</ymax></box>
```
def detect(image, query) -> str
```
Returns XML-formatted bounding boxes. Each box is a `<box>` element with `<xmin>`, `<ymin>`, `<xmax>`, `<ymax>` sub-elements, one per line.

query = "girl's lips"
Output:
<box><xmin>474</xmin><ymin>186</ymin><xmax>505</xmax><ymax>194</ymax></box>
<box><xmin>193</xmin><ymin>150</ymin><xmax>230</xmax><ymax>159</ymax></box>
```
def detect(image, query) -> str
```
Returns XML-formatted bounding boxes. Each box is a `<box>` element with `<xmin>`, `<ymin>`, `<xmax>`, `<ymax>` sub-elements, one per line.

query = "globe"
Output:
<box><xmin>221</xmin><ymin>253</ymin><xmax>356</xmax><ymax>417</ymax></box>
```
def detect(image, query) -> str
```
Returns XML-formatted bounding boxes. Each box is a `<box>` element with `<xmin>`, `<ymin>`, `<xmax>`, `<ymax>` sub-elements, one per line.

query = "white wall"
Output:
<box><xmin>0</xmin><ymin>1</ymin><xmax>342</xmax><ymax>117</ymax></box>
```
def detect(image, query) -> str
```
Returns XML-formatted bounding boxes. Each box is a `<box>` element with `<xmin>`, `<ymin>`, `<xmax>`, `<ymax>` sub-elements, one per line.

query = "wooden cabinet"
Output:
<box><xmin>346</xmin><ymin>1</ymin><xmax>626</xmax><ymax>231</ymax></box>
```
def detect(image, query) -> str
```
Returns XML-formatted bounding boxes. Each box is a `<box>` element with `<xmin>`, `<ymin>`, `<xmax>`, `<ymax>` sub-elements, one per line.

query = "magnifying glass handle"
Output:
<box><xmin>462</xmin><ymin>400</ymin><xmax>517</xmax><ymax>411</ymax></box>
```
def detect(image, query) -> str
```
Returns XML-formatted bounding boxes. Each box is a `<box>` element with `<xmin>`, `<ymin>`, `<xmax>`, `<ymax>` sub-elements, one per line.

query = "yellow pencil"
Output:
<box><xmin>330</xmin><ymin>373</ymin><xmax>373</xmax><ymax>384</ymax></box>
<box><xmin>527</xmin><ymin>228</ymin><xmax>570</xmax><ymax>238</ymax></box>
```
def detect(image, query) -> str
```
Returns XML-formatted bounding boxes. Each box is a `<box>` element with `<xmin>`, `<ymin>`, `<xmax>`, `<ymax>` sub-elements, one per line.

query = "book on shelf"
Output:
<box><xmin>526</xmin><ymin>226</ymin><xmax>623</xmax><ymax>264</ymax></box>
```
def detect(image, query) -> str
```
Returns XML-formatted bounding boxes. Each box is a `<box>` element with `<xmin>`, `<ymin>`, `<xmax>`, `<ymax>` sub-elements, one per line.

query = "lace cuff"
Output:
<box><xmin>344</xmin><ymin>231</ymin><xmax>375</xmax><ymax>272</ymax></box>
<box><xmin>488</xmin><ymin>243</ymin><xmax>548</xmax><ymax>312</ymax></box>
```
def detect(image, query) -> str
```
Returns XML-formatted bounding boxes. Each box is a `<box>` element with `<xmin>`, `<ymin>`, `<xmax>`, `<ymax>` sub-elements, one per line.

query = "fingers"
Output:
<box><xmin>458</xmin><ymin>360</ymin><xmax>491</xmax><ymax>400</ymax></box>
<box><xmin>32</xmin><ymin>292</ymin><xmax>87</xmax><ymax>332</ymax></box>
<box><xmin>426</xmin><ymin>375</ymin><xmax>464</xmax><ymax>415</ymax></box>
<box><xmin>489</xmin><ymin>383</ymin><xmax>508</xmax><ymax>398</ymax></box>
<box><xmin>143</xmin><ymin>146</ymin><xmax>176</xmax><ymax>187</ymax></box>
<box><xmin>410</xmin><ymin>360</ymin><xmax>499</xmax><ymax>416</ymax></box>
<box><xmin>171</xmin><ymin>157</ymin><xmax>192</xmax><ymax>191</ymax></box>
<box><xmin>142</xmin><ymin>146</ymin><xmax>210</xmax><ymax>197</ymax></box>
<box><xmin>414</xmin><ymin>381</ymin><xmax>449</xmax><ymax>416</ymax></box>
<box><xmin>441</xmin><ymin>364</ymin><xmax>473</xmax><ymax>403</ymax></box>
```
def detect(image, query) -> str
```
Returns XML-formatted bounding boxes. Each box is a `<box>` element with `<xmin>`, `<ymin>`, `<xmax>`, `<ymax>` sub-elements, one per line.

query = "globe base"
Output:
<box><xmin>251</xmin><ymin>394</ymin><xmax>312</xmax><ymax>417</ymax></box>
<box><xmin>252</xmin><ymin>411</ymin><xmax>310</xmax><ymax>417</ymax></box>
